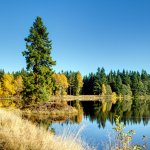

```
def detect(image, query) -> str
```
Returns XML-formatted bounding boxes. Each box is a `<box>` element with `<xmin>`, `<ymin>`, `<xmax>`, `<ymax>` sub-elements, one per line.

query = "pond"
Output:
<box><xmin>50</xmin><ymin>98</ymin><xmax>150</xmax><ymax>149</ymax></box>
<box><xmin>5</xmin><ymin>98</ymin><xmax>149</xmax><ymax>149</ymax></box>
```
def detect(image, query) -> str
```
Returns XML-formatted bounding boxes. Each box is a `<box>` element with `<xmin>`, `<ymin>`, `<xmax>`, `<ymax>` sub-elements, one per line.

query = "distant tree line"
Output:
<box><xmin>1</xmin><ymin>67</ymin><xmax>150</xmax><ymax>99</ymax></box>
<box><xmin>82</xmin><ymin>67</ymin><xmax>150</xmax><ymax>97</ymax></box>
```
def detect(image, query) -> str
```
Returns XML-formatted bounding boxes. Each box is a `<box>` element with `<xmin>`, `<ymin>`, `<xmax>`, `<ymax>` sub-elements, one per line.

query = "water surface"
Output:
<box><xmin>51</xmin><ymin>99</ymin><xmax>150</xmax><ymax>149</ymax></box>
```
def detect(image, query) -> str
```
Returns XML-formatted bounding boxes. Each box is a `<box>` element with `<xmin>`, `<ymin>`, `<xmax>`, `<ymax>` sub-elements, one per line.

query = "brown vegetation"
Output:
<box><xmin>0</xmin><ymin>109</ymin><xmax>94</xmax><ymax>150</ymax></box>
<box><xmin>21</xmin><ymin>102</ymin><xmax>78</xmax><ymax>115</ymax></box>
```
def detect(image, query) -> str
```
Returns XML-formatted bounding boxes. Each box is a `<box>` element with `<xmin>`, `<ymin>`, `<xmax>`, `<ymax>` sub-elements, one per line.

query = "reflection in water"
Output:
<box><xmin>68</xmin><ymin>98</ymin><xmax>150</xmax><ymax>128</ymax></box>
<box><xmin>22</xmin><ymin>113</ymin><xmax>77</xmax><ymax>132</ymax></box>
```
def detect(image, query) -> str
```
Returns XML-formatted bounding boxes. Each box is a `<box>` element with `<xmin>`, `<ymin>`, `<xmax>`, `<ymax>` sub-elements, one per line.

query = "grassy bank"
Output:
<box><xmin>0</xmin><ymin>100</ymin><xmax>78</xmax><ymax>115</ymax></box>
<box><xmin>0</xmin><ymin>109</ymin><xmax>93</xmax><ymax>150</ymax></box>
<box><xmin>21</xmin><ymin>102</ymin><xmax>78</xmax><ymax>115</ymax></box>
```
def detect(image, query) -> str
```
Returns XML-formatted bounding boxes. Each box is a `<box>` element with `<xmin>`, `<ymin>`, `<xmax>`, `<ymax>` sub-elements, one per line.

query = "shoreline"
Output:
<box><xmin>0</xmin><ymin>109</ymin><xmax>92</xmax><ymax>150</ymax></box>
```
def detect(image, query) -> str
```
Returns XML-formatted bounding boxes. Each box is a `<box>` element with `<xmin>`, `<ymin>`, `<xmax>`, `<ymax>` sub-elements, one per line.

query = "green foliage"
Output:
<box><xmin>121</xmin><ymin>84</ymin><xmax>132</xmax><ymax>96</ymax></box>
<box><xmin>66</xmin><ymin>71</ymin><xmax>76</xmax><ymax>95</ymax></box>
<box><xmin>22</xmin><ymin>16</ymin><xmax>55</xmax><ymax>104</ymax></box>
<box><xmin>93</xmin><ymin>67</ymin><xmax>107</xmax><ymax>94</ymax></box>
<box><xmin>106</xmin><ymin>84</ymin><xmax>112</xmax><ymax>95</ymax></box>
<box><xmin>115</xmin><ymin>75</ymin><xmax>123</xmax><ymax>95</ymax></box>
<box><xmin>63</xmin><ymin>71</ymin><xmax>83</xmax><ymax>95</ymax></box>
<box><xmin>83</xmin><ymin>68</ymin><xmax>150</xmax><ymax>97</ymax></box>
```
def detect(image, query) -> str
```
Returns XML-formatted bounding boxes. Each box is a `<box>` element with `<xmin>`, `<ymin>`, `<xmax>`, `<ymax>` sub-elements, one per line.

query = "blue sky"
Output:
<box><xmin>0</xmin><ymin>0</ymin><xmax>150</xmax><ymax>75</ymax></box>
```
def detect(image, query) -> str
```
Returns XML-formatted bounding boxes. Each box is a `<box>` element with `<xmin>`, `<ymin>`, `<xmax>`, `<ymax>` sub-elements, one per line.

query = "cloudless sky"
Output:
<box><xmin>0</xmin><ymin>0</ymin><xmax>150</xmax><ymax>75</ymax></box>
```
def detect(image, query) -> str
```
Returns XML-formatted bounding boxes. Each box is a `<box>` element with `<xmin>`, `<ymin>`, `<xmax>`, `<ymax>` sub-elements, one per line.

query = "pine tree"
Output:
<box><xmin>93</xmin><ymin>68</ymin><xmax>101</xmax><ymax>94</ymax></box>
<box><xmin>130</xmin><ymin>72</ymin><xmax>139</xmax><ymax>96</ymax></box>
<box><xmin>115</xmin><ymin>75</ymin><xmax>122</xmax><ymax>95</ymax></box>
<box><xmin>100</xmin><ymin>67</ymin><xmax>107</xmax><ymax>84</ymax></box>
<box><xmin>22</xmin><ymin>16</ymin><xmax>56</xmax><ymax>104</ymax></box>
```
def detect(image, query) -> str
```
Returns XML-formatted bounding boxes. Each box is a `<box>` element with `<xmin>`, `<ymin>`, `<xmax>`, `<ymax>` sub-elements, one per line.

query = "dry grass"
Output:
<box><xmin>0</xmin><ymin>109</ymin><xmax>94</xmax><ymax>150</ymax></box>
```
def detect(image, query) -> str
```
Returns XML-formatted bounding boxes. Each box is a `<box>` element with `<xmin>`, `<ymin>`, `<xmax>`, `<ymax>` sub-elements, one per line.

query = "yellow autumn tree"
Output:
<box><xmin>52</xmin><ymin>74</ymin><xmax>69</xmax><ymax>96</ymax></box>
<box><xmin>0</xmin><ymin>82</ymin><xmax>3</xmax><ymax>96</ymax></box>
<box><xmin>1</xmin><ymin>74</ymin><xmax>16</xmax><ymax>97</ymax></box>
<box><xmin>74</xmin><ymin>72</ymin><xmax>83</xmax><ymax>95</ymax></box>
<box><xmin>14</xmin><ymin>76</ymin><xmax>23</xmax><ymax>96</ymax></box>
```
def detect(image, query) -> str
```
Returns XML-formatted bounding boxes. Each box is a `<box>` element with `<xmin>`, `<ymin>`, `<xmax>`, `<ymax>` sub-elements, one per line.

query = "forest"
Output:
<box><xmin>0</xmin><ymin>67</ymin><xmax>150</xmax><ymax>99</ymax></box>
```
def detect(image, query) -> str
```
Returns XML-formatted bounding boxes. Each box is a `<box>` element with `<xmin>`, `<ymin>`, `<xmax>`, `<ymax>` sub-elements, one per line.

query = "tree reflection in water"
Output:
<box><xmin>69</xmin><ymin>98</ymin><xmax>150</xmax><ymax>128</ymax></box>
<box><xmin>22</xmin><ymin>98</ymin><xmax>150</xmax><ymax>131</ymax></box>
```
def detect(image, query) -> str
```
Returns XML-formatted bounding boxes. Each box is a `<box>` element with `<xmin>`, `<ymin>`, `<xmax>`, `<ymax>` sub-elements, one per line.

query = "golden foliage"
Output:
<box><xmin>52</xmin><ymin>74</ymin><xmax>69</xmax><ymax>96</ymax></box>
<box><xmin>102</xmin><ymin>101</ymin><xmax>107</xmax><ymax>112</ymax></box>
<box><xmin>0</xmin><ymin>82</ymin><xmax>3</xmax><ymax>96</ymax></box>
<box><xmin>76</xmin><ymin>72</ymin><xmax>83</xmax><ymax>88</ymax></box>
<box><xmin>1</xmin><ymin>74</ymin><xmax>16</xmax><ymax>97</ymax></box>
<box><xmin>0</xmin><ymin>99</ymin><xmax>16</xmax><ymax>107</ymax></box>
<box><xmin>102</xmin><ymin>84</ymin><xmax>107</xmax><ymax>95</ymax></box>
<box><xmin>14</xmin><ymin>76</ymin><xmax>23</xmax><ymax>95</ymax></box>
<box><xmin>75</xmin><ymin>72</ymin><xmax>83</xmax><ymax>95</ymax></box>
<box><xmin>77</xmin><ymin>108</ymin><xmax>83</xmax><ymax>124</ymax></box>
<box><xmin>111</xmin><ymin>92</ymin><xmax>117</xmax><ymax>104</ymax></box>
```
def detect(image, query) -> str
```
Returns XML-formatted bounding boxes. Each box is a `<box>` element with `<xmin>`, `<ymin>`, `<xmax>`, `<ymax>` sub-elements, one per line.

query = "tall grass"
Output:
<box><xmin>0</xmin><ymin>109</ymin><xmax>94</xmax><ymax>150</ymax></box>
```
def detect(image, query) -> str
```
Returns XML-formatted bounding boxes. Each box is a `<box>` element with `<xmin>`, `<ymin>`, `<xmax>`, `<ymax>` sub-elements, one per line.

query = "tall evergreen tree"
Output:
<box><xmin>22</xmin><ymin>16</ymin><xmax>56</xmax><ymax>104</ymax></box>
<box><xmin>93</xmin><ymin>68</ymin><xmax>101</xmax><ymax>94</ymax></box>
<box><xmin>115</xmin><ymin>75</ymin><xmax>122</xmax><ymax>95</ymax></box>
<box><xmin>130</xmin><ymin>72</ymin><xmax>139</xmax><ymax>96</ymax></box>
<box><xmin>141</xmin><ymin>70</ymin><xmax>148</xmax><ymax>82</ymax></box>
<box><xmin>100</xmin><ymin>67</ymin><xmax>107</xmax><ymax>84</ymax></box>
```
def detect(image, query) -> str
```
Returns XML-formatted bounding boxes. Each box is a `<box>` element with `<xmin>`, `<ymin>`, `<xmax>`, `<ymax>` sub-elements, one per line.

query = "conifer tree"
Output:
<box><xmin>22</xmin><ymin>16</ymin><xmax>56</xmax><ymax>104</ymax></box>
<box><xmin>93</xmin><ymin>68</ymin><xmax>101</xmax><ymax>94</ymax></box>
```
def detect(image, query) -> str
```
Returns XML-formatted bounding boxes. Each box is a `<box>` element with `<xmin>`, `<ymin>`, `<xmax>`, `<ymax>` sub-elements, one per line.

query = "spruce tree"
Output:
<box><xmin>22</xmin><ymin>16</ymin><xmax>56</xmax><ymax>104</ymax></box>
<box><xmin>93</xmin><ymin>68</ymin><xmax>101</xmax><ymax>94</ymax></box>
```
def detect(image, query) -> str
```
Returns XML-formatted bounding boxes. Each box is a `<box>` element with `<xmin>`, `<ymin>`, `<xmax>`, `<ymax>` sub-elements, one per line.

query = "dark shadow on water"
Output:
<box><xmin>68</xmin><ymin>98</ymin><xmax>150</xmax><ymax>128</ymax></box>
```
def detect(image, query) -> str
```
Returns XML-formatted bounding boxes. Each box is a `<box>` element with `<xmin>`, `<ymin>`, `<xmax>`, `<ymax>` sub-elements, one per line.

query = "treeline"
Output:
<box><xmin>1</xmin><ymin>67</ymin><xmax>150</xmax><ymax>97</ymax></box>
<box><xmin>83</xmin><ymin>67</ymin><xmax>150</xmax><ymax>96</ymax></box>
<box><xmin>0</xmin><ymin>67</ymin><xmax>150</xmax><ymax>99</ymax></box>
<box><xmin>0</xmin><ymin>69</ymin><xmax>83</xmax><ymax>99</ymax></box>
